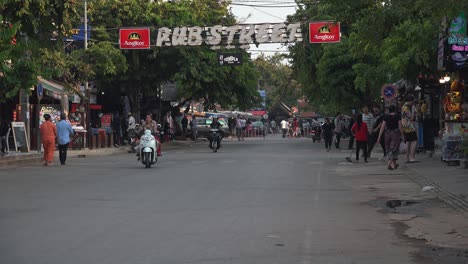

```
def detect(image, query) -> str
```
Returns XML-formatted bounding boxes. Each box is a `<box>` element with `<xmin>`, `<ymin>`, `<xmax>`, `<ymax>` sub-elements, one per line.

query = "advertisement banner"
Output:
<box><xmin>119</xmin><ymin>28</ymin><xmax>150</xmax><ymax>49</ymax></box>
<box><xmin>309</xmin><ymin>21</ymin><xmax>341</xmax><ymax>43</ymax></box>
<box><xmin>218</xmin><ymin>53</ymin><xmax>243</xmax><ymax>66</ymax></box>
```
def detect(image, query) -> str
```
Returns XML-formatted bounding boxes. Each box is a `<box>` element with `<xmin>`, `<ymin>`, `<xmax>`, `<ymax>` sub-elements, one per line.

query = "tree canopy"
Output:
<box><xmin>289</xmin><ymin>0</ymin><xmax>468</xmax><ymax>114</ymax></box>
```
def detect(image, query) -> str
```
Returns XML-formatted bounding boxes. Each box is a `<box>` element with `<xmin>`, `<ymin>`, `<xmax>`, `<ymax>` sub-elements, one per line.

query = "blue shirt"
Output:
<box><xmin>56</xmin><ymin>120</ymin><xmax>74</xmax><ymax>145</ymax></box>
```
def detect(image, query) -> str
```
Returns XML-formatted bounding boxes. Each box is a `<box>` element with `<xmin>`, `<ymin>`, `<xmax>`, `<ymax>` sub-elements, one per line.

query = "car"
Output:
<box><xmin>188</xmin><ymin>117</ymin><xmax>230</xmax><ymax>139</ymax></box>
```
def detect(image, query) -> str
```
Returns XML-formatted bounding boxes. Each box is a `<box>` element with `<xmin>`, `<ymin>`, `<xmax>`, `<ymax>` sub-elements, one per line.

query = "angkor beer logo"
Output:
<box><xmin>314</xmin><ymin>24</ymin><xmax>336</xmax><ymax>41</ymax></box>
<box><xmin>309</xmin><ymin>22</ymin><xmax>340</xmax><ymax>43</ymax></box>
<box><xmin>125</xmin><ymin>32</ymin><xmax>145</xmax><ymax>47</ymax></box>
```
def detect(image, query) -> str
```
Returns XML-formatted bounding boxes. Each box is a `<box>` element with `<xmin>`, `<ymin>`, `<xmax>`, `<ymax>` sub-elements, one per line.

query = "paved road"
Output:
<box><xmin>1</xmin><ymin>136</ymin><xmax>425</xmax><ymax>264</ymax></box>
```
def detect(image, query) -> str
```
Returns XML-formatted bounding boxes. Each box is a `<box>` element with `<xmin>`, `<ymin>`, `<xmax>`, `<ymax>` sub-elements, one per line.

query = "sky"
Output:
<box><xmin>230</xmin><ymin>1</ymin><xmax>298</xmax><ymax>58</ymax></box>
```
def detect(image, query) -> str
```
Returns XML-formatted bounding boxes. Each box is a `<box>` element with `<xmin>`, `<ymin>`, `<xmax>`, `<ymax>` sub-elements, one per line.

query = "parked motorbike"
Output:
<box><xmin>209</xmin><ymin>129</ymin><xmax>221</xmax><ymax>153</ymax></box>
<box><xmin>311</xmin><ymin>126</ymin><xmax>322</xmax><ymax>143</ymax></box>
<box><xmin>127</xmin><ymin>124</ymin><xmax>139</xmax><ymax>153</ymax></box>
<box><xmin>139</xmin><ymin>130</ymin><xmax>158</xmax><ymax>168</ymax></box>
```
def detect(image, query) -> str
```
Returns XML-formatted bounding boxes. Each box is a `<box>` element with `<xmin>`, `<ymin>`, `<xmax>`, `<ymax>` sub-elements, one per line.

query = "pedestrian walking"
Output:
<box><xmin>181</xmin><ymin>114</ymin><xmax>188</xmax><ymax>140</ymax></box>
<box><xmin>280</xmin><ymin>119</ymin><xmax>289</xmax><ymax>138</ymax></box>
<box><xmin>112</xmin><ymin>111</ymin><xmax>122</xmax><ymax>147</ymax></box>
<box><xmin>40</xmin><ymin>114</ymin><xmax>57</xmax><ymax>166</ymax></box>
<box><xmin>322</xmin><ymin>118</ymin><xmax>334</xmax><ymax>151</ymax></box>
<box><xmin>351</xmin><ymin>114</ymin><xmax>369</xmax><ymax>162</ymax></box>
<box><xmin>240</xmin><ymin>116</ymin><xmax>246</xmax><ymax>140</ymax></box>
<box><xmin>236</xmin><ymin>115</ymin><xmax>242</xmax><ymax>141</ymax></box>
<box><xmin>368</xmin><ymin>106</ymin><xmax>387</xmax><ymax>159</ymax></box>
<box><xmin>292</xmin><ymin>118</ymin><xmax>299</xmax><ymax>137</ymax></box>
<box><xmin>270</xmin><ymin>119</ymin><xmax>277</xmax><ymax>135</ymax></box>
<box><xmin>377</xmin><ymin>105</ymin><xmax>403</xmax><ymax>170</ymax></box>
<box><xmin>191</xmin><ymin>115</ymin><xmax>198</xmax><ymax>141</ymax></box>
<box><xmin>56</xmin><ymin>113</ymin><xmax>74</xmax><ymax>165</ymax></box>
<box><xmin>401</xmin><ymin>96</ymin><xmax>418</xmax><ymax>163</ymax></box>
<box><xmin>1</xmin><ymin>120</ymin><xmax>10</xmax><ymax>154</ymax></box>
<box><xmin>347</xmin><ymin>114</ymin><xmax>355</xmax><ymax>150</ymax></box>
<box><xmin>334</xmin><ymin>113</ymin><xmax>345</xmax><ymax>149</ymax></box>
<box><xmin>361</xmin><ymin>106</ymin><xmax>374</xmax><ymax>155</ymax></box>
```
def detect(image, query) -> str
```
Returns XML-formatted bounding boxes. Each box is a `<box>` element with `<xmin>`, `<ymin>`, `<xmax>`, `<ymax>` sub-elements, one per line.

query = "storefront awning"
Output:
<box><xmin>37</xmin><ymin>76</ymin><xmax>65</xmax><ymax>94</ymax></box>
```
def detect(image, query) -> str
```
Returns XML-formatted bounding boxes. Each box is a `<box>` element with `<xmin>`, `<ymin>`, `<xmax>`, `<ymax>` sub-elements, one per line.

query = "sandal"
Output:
<box><xmin>387</xmin><ymin>165</ymin><xmax>394</xmax><ymax>170</ymax></box>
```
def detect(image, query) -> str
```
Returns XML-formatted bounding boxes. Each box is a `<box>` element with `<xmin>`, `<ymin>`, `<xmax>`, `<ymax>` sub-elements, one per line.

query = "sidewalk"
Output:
<box><xmin>0</xmin><ymin>139</ymin><xmax>201</xmax><ymax>168</ymax></box>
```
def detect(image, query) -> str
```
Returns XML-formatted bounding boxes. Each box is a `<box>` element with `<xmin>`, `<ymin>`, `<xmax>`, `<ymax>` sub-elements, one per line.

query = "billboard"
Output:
<box><xmin>309</xmin><ymin>21</ymin><xmax>341</xmax><ymax>43</ymax></box>
<box><xmin>119</xmin><ymin>28</ymin><xmax>151</xmax><ymax>49</ymax></box>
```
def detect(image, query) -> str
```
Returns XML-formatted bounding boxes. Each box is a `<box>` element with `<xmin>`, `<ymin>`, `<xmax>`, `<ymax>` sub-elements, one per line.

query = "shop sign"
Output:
<box><xmin>156</xmin><ymin>23</ymin><xmax>302</xmax><ymax>49</ymax></box>
<box><xmin>309</xmin><ymin>21</ymin><xmax>341</xmax><ymax>43</ymax></box>
<box><xmin>119</xmin><ymin>28</ymin><xmax>150</xmax><ymax>49</ymax></box>
<box><xmin>448</xmin><ymin>12</ymin><xmax>466</xmax><ymax>37</ymax></box>
<box><xmin>39</xmin><ymin>105</ymin><xmax>61</xmax><ymax>125</ymax></box>
<box><xmin>218</xmin><ymin>53</ymin><xmax>242</xmax><ymax>66</ymax></box>
<box><xmin>451</xmin><ymin>44</ymin><xmax>468</xmax><ymax>51</ymax></box>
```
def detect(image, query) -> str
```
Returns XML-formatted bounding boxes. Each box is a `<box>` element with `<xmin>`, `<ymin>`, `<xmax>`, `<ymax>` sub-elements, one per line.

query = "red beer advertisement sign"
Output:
<box><xmin>309</xmin><ymin>22</ymin><xmax>341</xmax><ymax>44</ymax></box>
<box><xmin>119</xmin><ymin>28</ymin><xmax>150</xmax><ymax>49</ymax></box>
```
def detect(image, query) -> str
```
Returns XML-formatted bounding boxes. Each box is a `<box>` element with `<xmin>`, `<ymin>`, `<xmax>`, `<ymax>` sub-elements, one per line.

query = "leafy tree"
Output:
<box><xmin>290</xmin><ymin>0</ymin><xmax>468</xmax><ymax>114</ymax></box>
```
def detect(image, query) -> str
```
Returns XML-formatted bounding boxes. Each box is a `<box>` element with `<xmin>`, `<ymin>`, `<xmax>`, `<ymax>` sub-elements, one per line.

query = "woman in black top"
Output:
<box><xmin>321</xmin><ymin>118</ymin><xmax>334</xmax><ymax>151</ymax></box>
<box><xmin>377</xmin><ymin>105</ymin><xmax>404</xmax><ymax>170</ymax></box>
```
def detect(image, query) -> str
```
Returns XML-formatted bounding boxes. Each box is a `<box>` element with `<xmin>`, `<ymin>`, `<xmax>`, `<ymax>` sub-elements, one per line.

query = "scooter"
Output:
<box><xmin>209</xmin><ymin>129</ymin><xmax>221</xmax><ymax>153</ymax></box>
<box><xmin>139</xmin><ymin>130</ymin><xmax>158</xmax><ymax>168</ymax></box>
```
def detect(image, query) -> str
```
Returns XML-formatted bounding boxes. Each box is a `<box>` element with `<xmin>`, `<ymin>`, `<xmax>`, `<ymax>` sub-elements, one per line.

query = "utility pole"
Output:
<box><xmin>84</xmin><ymin>0</ymin><xmax>90</xmax><ymax>148</ymax></box>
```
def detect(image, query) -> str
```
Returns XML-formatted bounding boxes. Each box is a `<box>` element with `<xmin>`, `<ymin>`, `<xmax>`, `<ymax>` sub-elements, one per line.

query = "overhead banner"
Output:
<box><xmin>155</xmin><ymin>23</ymin><xmax>303</xmax><ymax>49</ymax></box>
<box><xmin>309</xmin><ymin>21</ymin><xmax>341</xmax><ymax>43</ymax></box>
<box><xmin>218</xmin><ymin>53</ymin><xmax>243</xmax><ymax>66</ymax></box>
<box><xmin>119</xmin><ymin>28</ymin><xmax>151</xmax><ymax>49</ymax></box>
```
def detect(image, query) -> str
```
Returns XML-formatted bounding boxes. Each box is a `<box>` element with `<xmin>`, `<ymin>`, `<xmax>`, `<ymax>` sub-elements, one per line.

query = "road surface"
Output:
<box><xmin>0</xmin><ymin>136</ymin><xmax>429</xmax><ymax>264</ymax></box>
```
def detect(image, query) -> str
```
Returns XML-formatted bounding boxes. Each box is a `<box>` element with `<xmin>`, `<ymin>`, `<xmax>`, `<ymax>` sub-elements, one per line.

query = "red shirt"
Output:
<box><xmin>351</xmin><ymin>122</ymin><xmax>368</xmax><ymax>141</ymax></box>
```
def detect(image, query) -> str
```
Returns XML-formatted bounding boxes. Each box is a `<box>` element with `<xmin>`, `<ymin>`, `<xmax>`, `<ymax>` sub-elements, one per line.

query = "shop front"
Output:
<box><xmin>439</xmin><ymin>13</ymin><xmax>468</xmax><ymax>162</ymax></box>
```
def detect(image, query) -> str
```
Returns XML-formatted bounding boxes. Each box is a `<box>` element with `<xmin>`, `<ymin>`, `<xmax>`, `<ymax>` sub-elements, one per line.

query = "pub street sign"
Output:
<box><xmin>118</xmin><ymin>22</ymin><xmax>341</xmax><ymax>50</ymax></box>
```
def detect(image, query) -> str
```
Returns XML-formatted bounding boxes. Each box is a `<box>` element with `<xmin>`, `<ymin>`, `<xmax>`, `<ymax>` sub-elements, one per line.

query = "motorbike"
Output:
<box><xmin>127</xmin><ymin>124</ymin><xmax>139</xmax><ymax>153</ymax></box>
<box><xmin>209</xmin><ymin>129</ymin><xmax>221</xmax><ymax>153</ymax></box>
<box><xmin>139</xmin><ymin>130</ymin><xmax>158</xmax><ymax>168</ymax></box>
<box><xmin>310</xmin><ymin>125</ymin><xmax>322</xmax><ymax>143</ymax></box>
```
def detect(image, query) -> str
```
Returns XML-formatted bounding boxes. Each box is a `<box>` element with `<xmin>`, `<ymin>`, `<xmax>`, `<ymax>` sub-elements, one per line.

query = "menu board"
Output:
<box><xmin>11</xmin><ymin>122</ymin><xmax>30</xmax><ymax>152</ymax></box>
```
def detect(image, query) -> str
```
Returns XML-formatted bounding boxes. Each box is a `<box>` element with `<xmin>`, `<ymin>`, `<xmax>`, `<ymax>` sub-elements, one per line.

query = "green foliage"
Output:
<box><xmin>290</xmin><ymin>0</ymin><xmax>468</xmax><ymax>115</ymax></box>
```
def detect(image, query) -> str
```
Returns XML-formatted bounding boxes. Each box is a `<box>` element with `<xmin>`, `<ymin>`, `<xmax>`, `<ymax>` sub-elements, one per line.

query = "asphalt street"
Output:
<box><xmin>1</xmin><ymin>136</ymin><xmax>428</xmax><ymax>264</ymax></box>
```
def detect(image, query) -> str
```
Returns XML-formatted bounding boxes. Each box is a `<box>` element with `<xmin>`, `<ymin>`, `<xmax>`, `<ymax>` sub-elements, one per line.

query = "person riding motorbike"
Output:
<box><xmin>136</xmin><ymin>114</ymin><xmax>162</xmax><ymax>160</ymax></box>
<box><xmin>208</xmin><ymin>117</ymin><xmax>223</xmax><ymax>149</ymax></box>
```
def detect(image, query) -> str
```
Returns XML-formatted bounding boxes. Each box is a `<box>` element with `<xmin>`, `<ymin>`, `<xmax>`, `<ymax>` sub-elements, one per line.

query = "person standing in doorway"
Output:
<box><xmin>402</xmin><ymin>96</ymin><xmax>418</xmax><ymax>163</ymax></box>
<box><xmin>56</xmin><ymin>113</ymin><xmax>74</xmax><ymax>165</ymax></box>
<box><xmin>351</xmin><ymin>114</ymin><xmax>369</xmax><ymax>162</ymax></box>
<box><xmin>322</xmin><ymin>118</ymin><xmax>334</xmax><ymax>151</ymax></box>
<box><xmin>40</xmin><ymin>114</ymin><xmax>57</xmax><ymax>166</ymax></box>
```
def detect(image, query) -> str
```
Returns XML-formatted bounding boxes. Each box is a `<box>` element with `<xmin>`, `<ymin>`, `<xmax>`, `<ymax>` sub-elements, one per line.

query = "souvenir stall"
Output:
<box><xmin>441</xmin><ymin>78</ymin><xmax>468</xmax><ymax>162</ymax></box>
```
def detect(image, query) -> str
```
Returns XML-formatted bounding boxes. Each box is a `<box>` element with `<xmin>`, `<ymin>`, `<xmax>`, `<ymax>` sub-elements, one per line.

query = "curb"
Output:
<box><xmin>402</xmin><ymin>166</ymin><xmax>468</xmax><ymax>215</ymax></box>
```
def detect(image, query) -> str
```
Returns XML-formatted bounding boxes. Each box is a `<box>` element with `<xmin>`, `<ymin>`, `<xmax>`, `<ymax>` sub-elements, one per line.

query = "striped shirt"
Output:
<box><xmin>362</xmin><ymin>113</ymin><xmax>374</xmax><ymax>134</ymax></box>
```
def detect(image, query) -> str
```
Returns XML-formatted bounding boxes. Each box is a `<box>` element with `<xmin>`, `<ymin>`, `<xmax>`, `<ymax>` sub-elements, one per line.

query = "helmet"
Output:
<box><xmin>144</xmin><ymin>130</ymin><xmax>152</xmax><ymax>136</ymax></box>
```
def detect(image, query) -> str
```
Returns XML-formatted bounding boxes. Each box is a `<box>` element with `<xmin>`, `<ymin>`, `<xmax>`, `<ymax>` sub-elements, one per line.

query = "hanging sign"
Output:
<box><xmin>119</xmin><ymin>28</ymin><xmax>151</xmax><ymax>49</ymax></box>
<box><xmin>218</xmin><ymin>53</ymin><xmax>243</xmax><ymax>66</ymax></box>
<box><xmin>309</xmin><ymin>21</ymin><xmax>341</xmax><ymax>43</ymax></box>
<box><xmin>155</xmin><ymin>23</ymin><xmax>303</xmax><ymax>49</ymax></box>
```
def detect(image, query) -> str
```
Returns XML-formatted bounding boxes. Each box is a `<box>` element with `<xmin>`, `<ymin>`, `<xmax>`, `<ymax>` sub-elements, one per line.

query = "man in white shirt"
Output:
<box><xmin>239</xmin><ymin>116</ymin><xmax>247</xmax><ymax>141</ymax></box>
<box><xmin>281</xmin><ymin>119</ymin><xmax>289</xmax><ymax>138</ymax></box>
<box><xmin>361</xmin><ymin>106</ymin><xmax>374</xmax><ymax>156</ymax></box>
